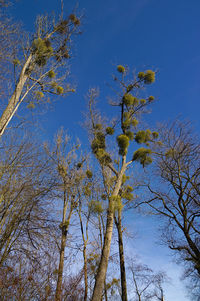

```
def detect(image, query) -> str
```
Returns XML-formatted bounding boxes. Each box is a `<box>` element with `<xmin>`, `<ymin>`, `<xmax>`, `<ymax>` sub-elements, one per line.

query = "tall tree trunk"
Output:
<box><xmin>83</xmin><ymin>243</ymin><xmax>88</xmax><ymax>301</ymax></box>
<box><xmin>0</xmin><ymin>54</ymin><xmax>32</xmax><ymax>137</ymax></box>
<box><xmin>115</xmin><ymin>208</ymin><xmax>128</xmax><ymax>301</ymax></box>
<box><xmin>78</xmin><ymin>204</ymin><xmax>89</xmax><ymax>301</ymax></box>
<box><xmin>92</xmin><ymin>201</ymin><xmax>114</xmax><ymax>301</ymax></box>
<box><xmin>55</xmin><ymin>227</ymin><xmax>68</xmax><ymax>301</ymax></box>
<box><xmin>92</xmin><ymin>162</ymin><xmax>126</xmax><ymax>301</ymax></box>
<box><xmin>55</xmin><ymin>189</ymin><xmax>72</xmax><ymax>301</ymax></box>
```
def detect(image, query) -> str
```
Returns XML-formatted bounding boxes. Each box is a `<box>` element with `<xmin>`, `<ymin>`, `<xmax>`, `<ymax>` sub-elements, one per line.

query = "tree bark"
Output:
<box><xmin>0</xmin><ymin>54</ymin><xmax>32</xmax><ymax>137</ymax></box>
<box><xmin>91</xmin><ymin>161</ymin><xmax>127</xmax><ymax>301</ymax></box>
<box><xmin>55</xmin><ymin>227</ymin><xmax>68</xmax><ymax>301</ymax></box>
<box><xmin>115</xmin><ymin>208</ymin><xmax>128</xmax><ymax>301</ymax></box>
<box><xmin>83</xmin><ymin>242</ymin><xmax>88</xmax><ymax>301</ymax></box>
<box><xmin>92</xmin><ymin>199</ymin><xmax>114</xmax><ymax>301</ymax></box>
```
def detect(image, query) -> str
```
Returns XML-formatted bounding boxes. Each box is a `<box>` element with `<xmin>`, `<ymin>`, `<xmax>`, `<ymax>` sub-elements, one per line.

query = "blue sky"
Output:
<box><xmin>12</xmin><ymin>0</ymin><xmax>200</xmax><ymax>138</ymax></box>
<box><xmin>11</xmin><ymin>0</ymin><xmax>200</xmax><ymax>300</ymax></box>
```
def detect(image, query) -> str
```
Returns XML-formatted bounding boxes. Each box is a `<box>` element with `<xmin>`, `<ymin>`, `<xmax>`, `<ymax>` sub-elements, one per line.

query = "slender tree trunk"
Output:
<box><xmin>83</xmin><ymin>242</ymin><xmax>88</xmax><ymax>301</ymax></box>
<box><xmin>132</xmin><ymin>269</ymin><xmax>141</xmax><ymax>301</ymax></box>
<box><xmin>55</xmin><ymin>228</ymin><xmax>68</xmax><ymax>301</ymax></box>
<box><xmin>78</xmin><ymin>204</ymin><xmax>89</xmax><ymax>301</ymax></box>
<box><xmin>98</xmin><ymin>215</ymin><xmax>108</xmax><ymax>301</ymax></box>
<box><xmin>92</xmin><ymin>161</ymin><xmax>127</xmax><ymax>301</ymax></box>
<box><xmin>115</xmin><ymin>209</ymin><xmax>128</xmax><ymax>301</ymax></box>
<box><xmin>55</xmin><ymin>189</ymin><xmax>72</xmax><ymax>301</ymax></box>
<box><xmin>0</xmin><ymin>54</ymin><xmax>32</xmax><ymax>137</ymax></box>
<box><xmin>91</xmin><ymin>195</ymin><xmax>114</xmax><ymax>301</ymax></box>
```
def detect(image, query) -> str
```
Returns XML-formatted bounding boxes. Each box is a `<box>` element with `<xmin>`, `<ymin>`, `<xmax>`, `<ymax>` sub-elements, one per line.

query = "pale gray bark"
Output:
<box><xmin>0</xmin><ymin>54</ymin><xmax>32</xmax><ymax>137</ymax></box>
<box><xmin>91</xmin><ymin>158</ymin><xmax>127</xmax><ymax>301</ymax></box>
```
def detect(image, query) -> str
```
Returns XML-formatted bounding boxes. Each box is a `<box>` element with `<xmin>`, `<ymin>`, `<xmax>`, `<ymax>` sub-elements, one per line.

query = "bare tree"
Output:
<box><xmin>139</xmin><ymin>121</ymin><xmax>200</xmax><ymax>297</ymax></box>
<box><xmin>0</xmin><ymin>131</ymin><xmax>56</xmax><ymax>267</ymax></box>
<box><xmin>0</xmin><ymin>129</ymin><xmax>86</xmax><ymax>300</ymax></box>
<box><xmin>0</xmin><ymin>242</ymin><xmax>85</xmax><ymax>301</ymax></box>
<box><xmin>128</xmin><ymin>258</ymin><xmax>166</xmax><ymax>301</ymax></box>
<box><xmin>44</xmin><ymin>130</ymin><xmax>86</xmax><ymax>301</ymax></box>
<box><xmin>76</xmin><ymin>169</ymin><xmax>97</xmax><ymax>301</ymax></box>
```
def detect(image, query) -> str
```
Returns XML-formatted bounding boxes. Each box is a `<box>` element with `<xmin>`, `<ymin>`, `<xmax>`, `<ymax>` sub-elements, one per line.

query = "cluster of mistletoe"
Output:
<box><xmin>91</xmin><ymin>65</ymin><xmax>159</xmax><ymax>169</ymax></box>
<box><xmin>13</xmin><ymin>14</ymin><xmax>80</xmax><ymax>110</ymax></box>
<box><xmin>91</xmin><ymin>123</ymin><xmax>113</xmax><ymax>165</ymax></box>
<box><xmin>117</xmin><ymin>65</ymin><xmax>159</xmax><ymax>166</ymax></box>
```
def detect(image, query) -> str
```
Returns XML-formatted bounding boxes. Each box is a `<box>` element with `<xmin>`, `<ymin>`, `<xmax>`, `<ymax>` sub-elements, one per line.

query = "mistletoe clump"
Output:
<box><xmin>122</xmin><ymin>114</ymin><xmax>138</xmax><ymax>133</ymax></box>
<box><xmin>131</xmin><ymin>118</ymin><xmax>139</xmax><ymax>127</ymax></box>
<box><xmin>96</xmin><ymin>149</ymin><xmax>112</xmax><ymax>165</ymax></box>
<box><xmin>86</xmin><ymin>170</ymin><xmax>93</xmax><ymax>179</ymax></box>
<box><xmin>135</xmin><ymin>130</ymin><xmax>152</xmax><ymax>144</ymax></box>
<box><xmin>117</xmin><ymin>135</ymin><xmax>129</xmax><ymax>156</ymax></box>
<box><xmin>126</xmin><ymin>84</ymin><xmax>134</xmax><ymax>92</ymax></box>
<box><xmin>137</xmin><ymin>70</ymin><xmax>155</xmax><ymax>84</ymax></box>
<box><xmin>152</xmin><ymin>131</ymin><xmax>159</xmax><ymax>139</ymax></box>
<box><xmin>94</xmin><ymin>123</ymin><xmax>103</xmax><ymax>130</ymax></box>
<box><xmin>148</xmin><ymin>95</ymin><xmax>155</xmax><ymax>101</ymax></box>
<box><xmin>122</xmin><ymin>174</ymin><xmax>130</xmax><ymax>184</ymax></box>
<box><xmin>137</xmin><ymin>72</ymin><xmax>145</xmax><ymax>79</ymax></box>
<box><xmin>111</xmin><ymin>195</ymin><xmax>123</xmax><ymax>211</ymax></box>
<box><xmin>122</xmin><ymin>117</ymin><xmax>131</xmax><ymax>130</ymax></box>
<box><xmin>121</xmin><ymin>185</ymin><xmax>134</xmax><ymax>201</ymax></box>
<box><xmin>117</xmin><ymin>65</ymin><xmax>125</xmax><ymax>73</ymax></box>
<box><xmin>140</xmin><ymin>99</ymin><xmax>146</xmax><ymax>104</ymax></box>
<box><xmin>55</xmin><ymin>15</ymin><xmax>80</xmax><ymax>35</ymax></box>
<box><xmin>48</xmin><ymin>70</ymin><xmax>56</xmax><ymax>78</ymax></box>
<box><xmin>106</xmin><ymin>127</ymin><xmax>114</xmax><ymax>135</ymax></box>
<box><xmin>91</xmin><ymin>132</ymin><xmax>106</xmax><ymax>154</ymax></box>
<box><xmin>69</xmin><ymin>14</ymin><xmax>80</xmax><ymax>26</ymax></box>
<box><xmin>51</xmin><ymin>82</ymin><xmax>58</xmax><ymax>89</ymax></box>
<box><xmin>144</xmin><ymin>70</ymin><xmax>155</xmax><ymax>84</ymax></box>
<box><xmin>56</xmin><ymin>19</ymin><xmax>69</xmax><ymax>34</ymax></box>
<box><xmin>32</xmin><ymin>38</ymin><xmax>53</xmax><ymax>66</ymax></box>
<box><xmin>125</xmin><ymin>131</ymin><xmax>134</xmax><ymax>141</ymax></box>
<box><xmin>132</xmin><ymin>147</ymin><xmax>152</xmax><ymax>167</ymax></box>
<box><xmin>122</xmin><ymin>112</ymin><xmax>134</xmax><ymax>131</ymax></box>
<box><xmin>91</xmin><ymin>129</ymin><xmax>111</xmax><ymax>165</ymax></box>
<box><xmin>89</xmin><ymin>200</ymin><xmax>103</xmax><ymax>214</ymax></box>
<box><xmin>123</xmin><ymin>93</ymin><xmax>135</xmax><ymax>106</ymax></box>
<box><xmin>56</xmin><ymin>86</ymin><xmax>64</xmax><ymax>94</ymax></box>
<box><xmin>77</xmin><ymin>162</ymin><xmax>82</xmax><ymax>169</ymax></box>
<box><xmin>123</xmin><ymin>94</ymin><xmax>139</xmax><ymax>106</ymax></box>
<box><xmin>135</xmin><ymin>129</ymin><xmax>158</xmax><ymax>144</ymax></box>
